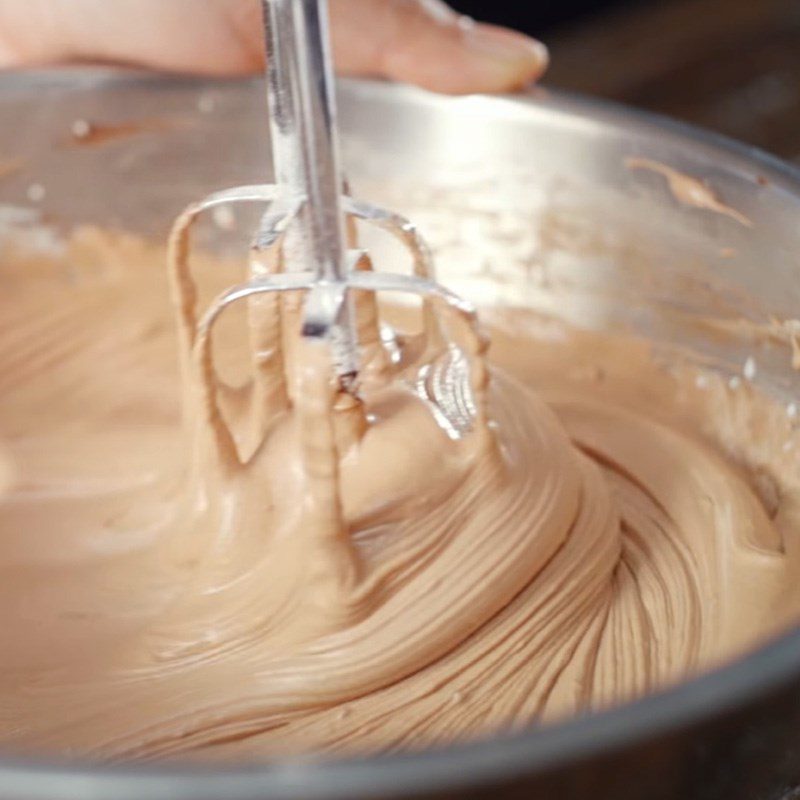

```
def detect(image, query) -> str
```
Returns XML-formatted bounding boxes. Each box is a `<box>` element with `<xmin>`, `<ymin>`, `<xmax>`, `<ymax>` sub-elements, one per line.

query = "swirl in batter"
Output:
<box><xmin>0</xmin><ymin>226</ymin><xmax>796</xmax><ymax>762</ymax></box>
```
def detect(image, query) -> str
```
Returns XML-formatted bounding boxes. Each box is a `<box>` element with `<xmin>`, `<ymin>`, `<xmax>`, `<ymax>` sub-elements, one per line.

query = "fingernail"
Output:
<box><xmin>466</xmin><ymin>23</ymin><xmax>549</xmax><ymax>70</ymax></box>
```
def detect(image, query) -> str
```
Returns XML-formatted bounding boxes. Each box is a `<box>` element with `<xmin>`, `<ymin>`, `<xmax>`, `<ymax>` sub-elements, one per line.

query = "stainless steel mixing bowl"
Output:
<box><xmin>0</xmin><ymin>71</ymin><xmax>799</xmax><ymax>800</ymax></box>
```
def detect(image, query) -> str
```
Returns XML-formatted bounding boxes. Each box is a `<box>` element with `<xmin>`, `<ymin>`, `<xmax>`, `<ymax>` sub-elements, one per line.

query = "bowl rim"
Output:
<box><xmin>1</xmin><ymin>70</ymin><xmax>800</xmax><ymax>800</ymax></box>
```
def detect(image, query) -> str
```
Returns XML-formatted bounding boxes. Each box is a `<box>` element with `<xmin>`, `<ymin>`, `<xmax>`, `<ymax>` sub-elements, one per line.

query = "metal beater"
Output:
<box><xmin>168</xmin><ymin>0</ymin><xmax>486</xmax><ymax>441</ymax></box>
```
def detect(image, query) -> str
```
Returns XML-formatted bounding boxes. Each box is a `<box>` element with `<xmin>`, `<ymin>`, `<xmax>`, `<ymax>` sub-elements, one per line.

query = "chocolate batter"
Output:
<box><xmin>625</xmin><ymin>157</ymin><xmax>753</xmax><ymax>227</ymax></box>
<box><xmin>0</xmin><ymin>224</ymin><xmax>797</xmax><ymax>763</ymax></box>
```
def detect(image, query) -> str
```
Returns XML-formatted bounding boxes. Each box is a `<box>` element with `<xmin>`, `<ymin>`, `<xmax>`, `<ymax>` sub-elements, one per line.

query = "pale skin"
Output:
<box><xmin>0</xmin><ymin>0</ymin><xmax>548</xmax><ymax>93</ymax></box>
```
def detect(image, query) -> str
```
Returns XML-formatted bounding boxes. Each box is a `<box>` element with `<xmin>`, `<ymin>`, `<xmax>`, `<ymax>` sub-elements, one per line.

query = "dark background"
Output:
<box><xmin>449</xmin><ymin>0</ymin><xmax>800</xmax><ymax>162</ymax></box>
<box><xmin>451</xmin><ymin>0</ymin><xmax>646</xmax><ymax>34</ymax></box>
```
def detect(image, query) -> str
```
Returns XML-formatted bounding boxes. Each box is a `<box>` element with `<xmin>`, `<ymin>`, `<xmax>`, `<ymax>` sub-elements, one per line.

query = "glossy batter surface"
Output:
<box><xmin>0</xmin><ymin>227</ymin><xmax>797</xmax><ymax>762</ymax></box>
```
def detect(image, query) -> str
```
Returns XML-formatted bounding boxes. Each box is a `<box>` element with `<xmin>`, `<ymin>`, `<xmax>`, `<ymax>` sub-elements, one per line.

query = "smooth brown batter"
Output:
<box><xmin>0</xmin><ymin>224</ymin><xmax>798</xmax><ymax>763</ymax></box>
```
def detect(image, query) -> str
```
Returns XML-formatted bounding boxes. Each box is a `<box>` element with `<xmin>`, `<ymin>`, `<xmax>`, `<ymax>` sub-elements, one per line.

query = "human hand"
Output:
<box><xmin>0</xmin><ymin>0</ymin><xmax>548</xmax><ymax>93</ymax></box>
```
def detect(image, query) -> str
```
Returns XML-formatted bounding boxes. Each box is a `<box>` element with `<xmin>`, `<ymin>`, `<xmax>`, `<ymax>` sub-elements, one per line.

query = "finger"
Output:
<box><xmin>330</xmin><ymin>0</ymin><xmax>549</xmax><ymax>93</ymax></box>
